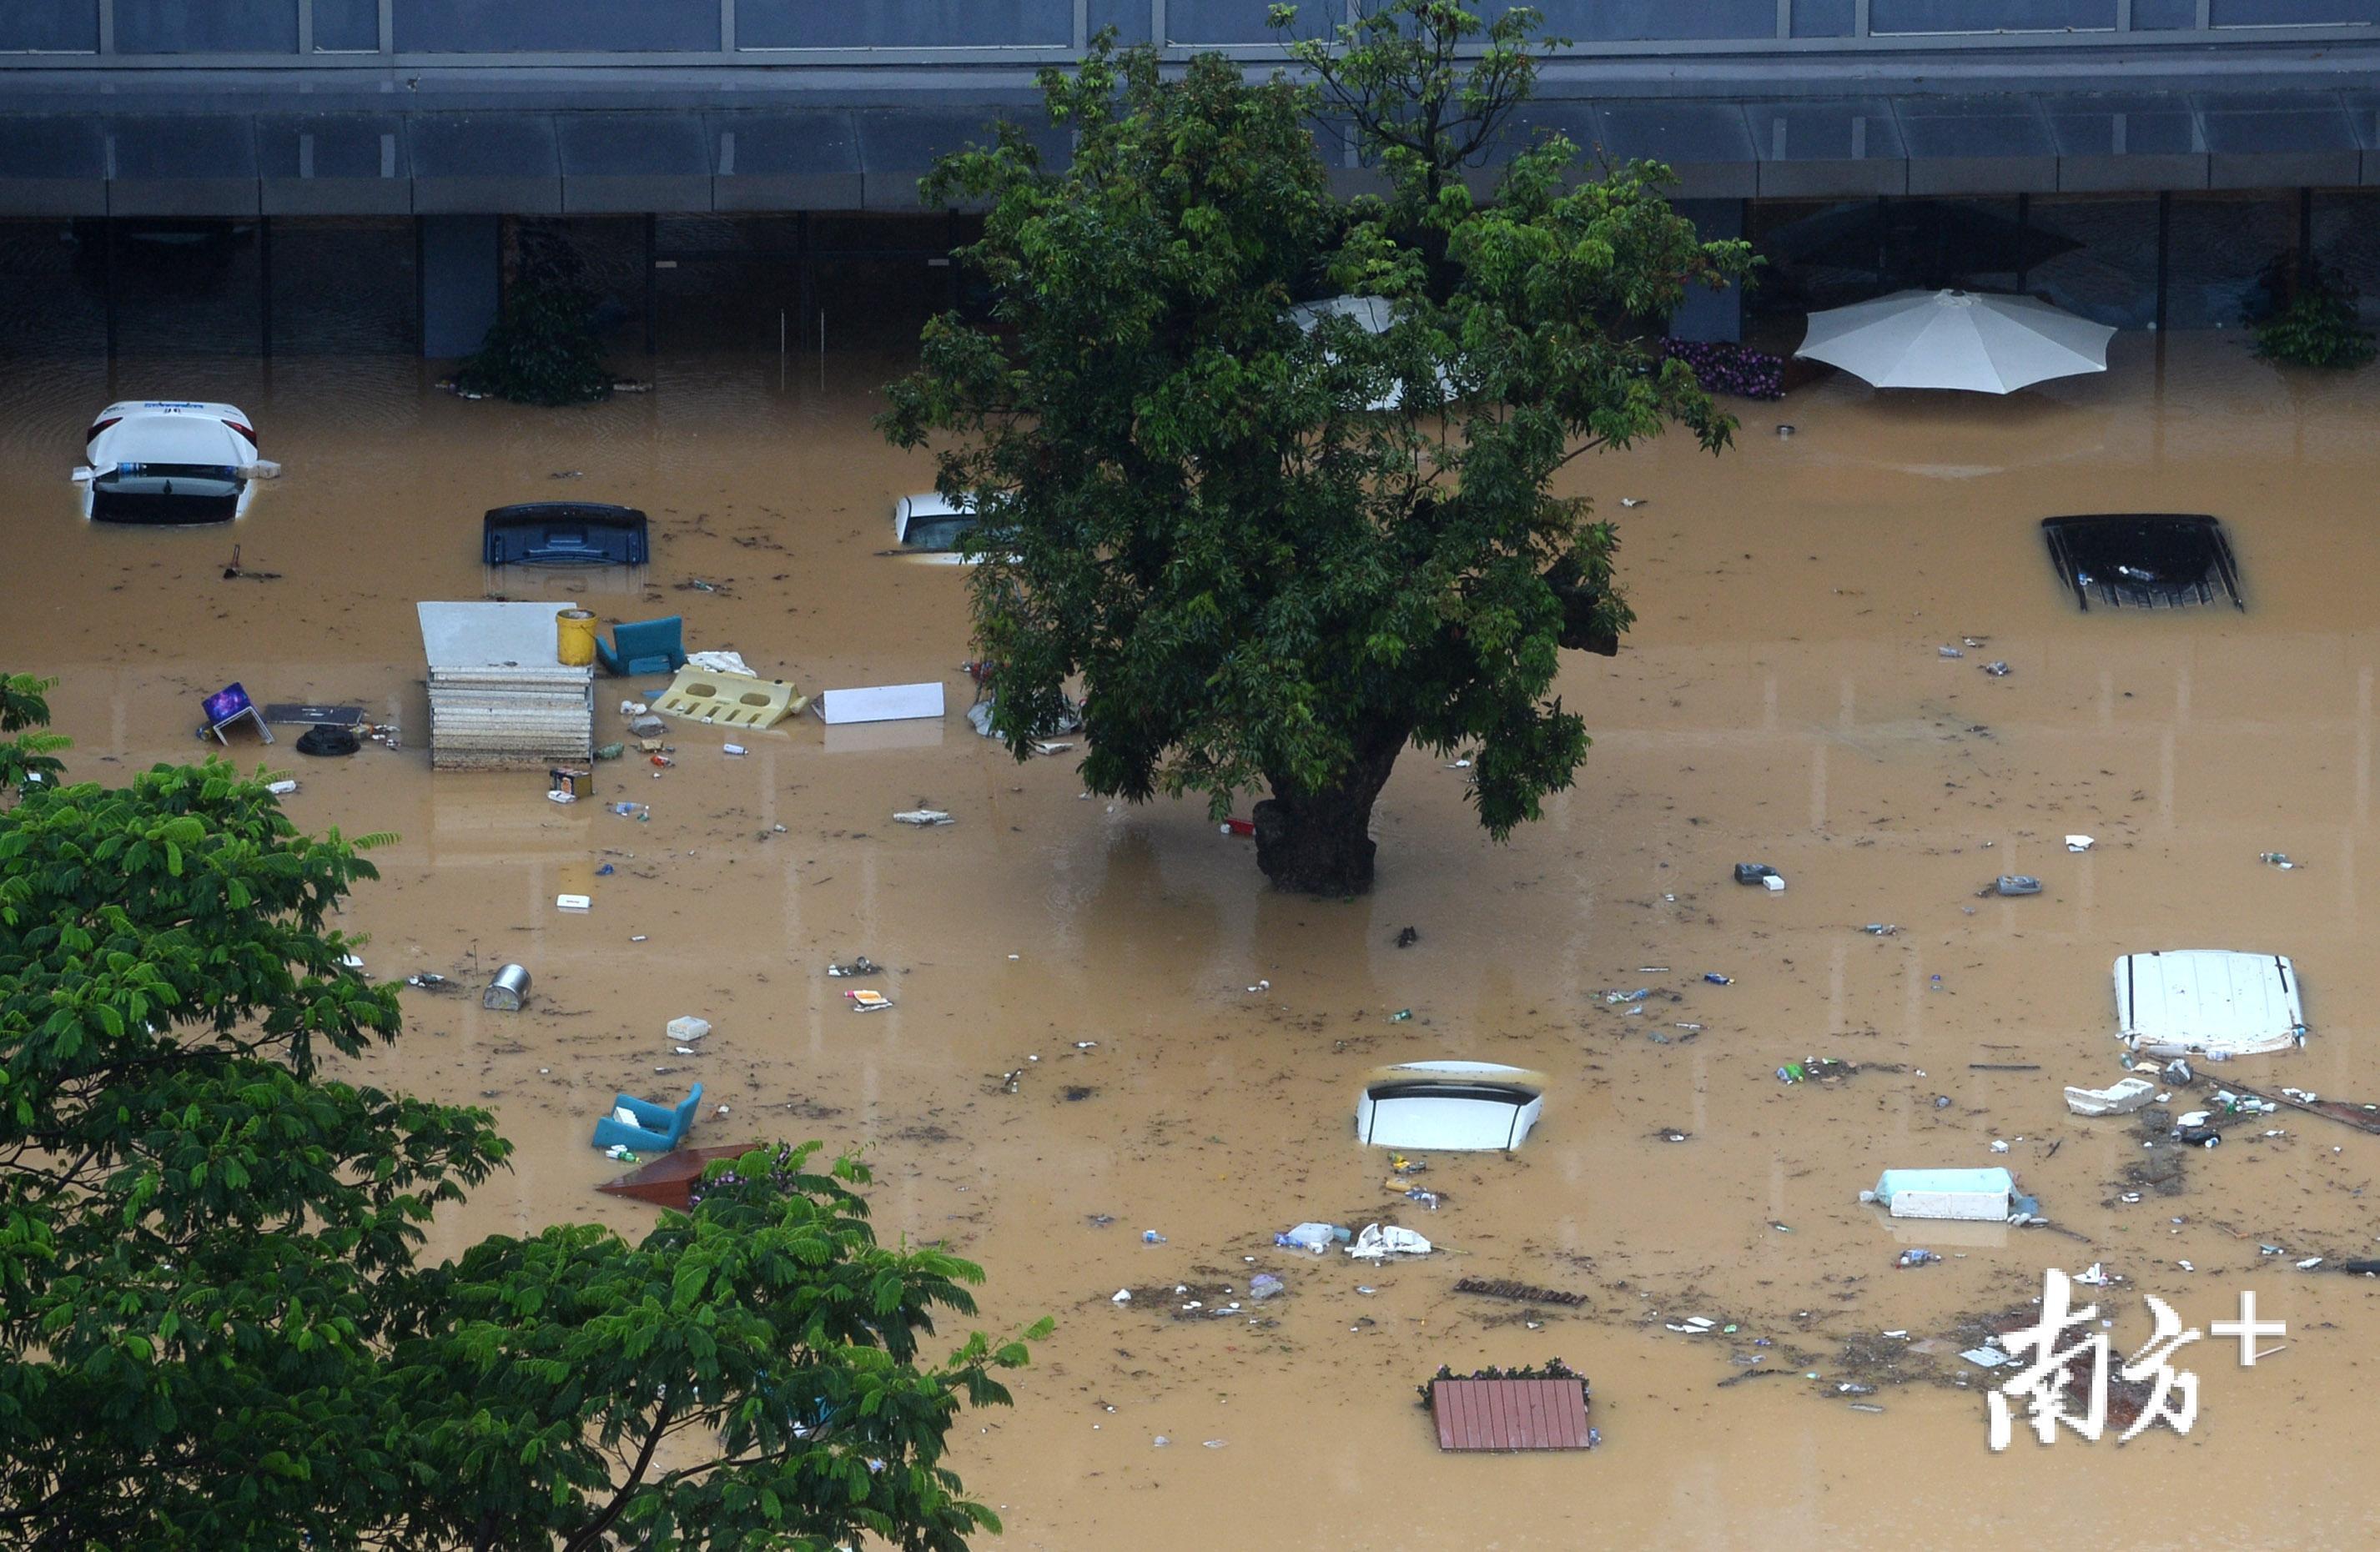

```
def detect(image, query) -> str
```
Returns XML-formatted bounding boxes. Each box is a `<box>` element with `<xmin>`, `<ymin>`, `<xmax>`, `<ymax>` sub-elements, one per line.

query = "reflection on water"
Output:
<box><xmin>5</xmin><ymin>330</ymin><xmax>2380</xmax><ymax>1548</ymax></box>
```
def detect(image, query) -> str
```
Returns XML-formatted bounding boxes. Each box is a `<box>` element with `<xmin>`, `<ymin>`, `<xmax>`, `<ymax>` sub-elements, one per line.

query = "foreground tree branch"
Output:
<box><xmin>0</xmin><ymin>691</ymin><xmax>1042</xmax><ymax>1550</ymax></box>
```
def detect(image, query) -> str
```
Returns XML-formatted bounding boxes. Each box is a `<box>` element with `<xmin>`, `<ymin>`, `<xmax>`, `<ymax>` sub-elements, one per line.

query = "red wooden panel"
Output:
<box><xmin>1470</xmin><ymin>1382</ymin><xmax>1496</xmax><ymax>1449</ymax></box>
<box><xmin>1557</xmin><ymin>1383</ymin><xmax>1583</xmax><ymax>1447</ymax></box>
<box><xmin>1433</xmin><ymin>1379</ymin><xmax>1593</xmax><ymax>1451</ymax></box>
<box><xmin>1521</xmin><ymin>1379</ymin><xmax>1551</xmax><ymax>1447</ymax></box>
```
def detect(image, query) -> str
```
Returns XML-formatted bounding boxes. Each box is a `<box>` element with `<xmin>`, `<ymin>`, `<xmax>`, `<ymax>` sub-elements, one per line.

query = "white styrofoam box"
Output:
<box><xmin>1871</xmin><ymin>1168</ymin><xmax>2015</xmax><ymax>1222</ymax></box>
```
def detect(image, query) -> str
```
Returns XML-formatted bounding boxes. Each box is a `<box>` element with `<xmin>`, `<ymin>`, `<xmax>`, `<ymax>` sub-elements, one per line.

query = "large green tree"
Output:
<box><xmin>882</xmin><ymin>6</ymin><xmax>1749</xmax><ymax>894</ymax></box>
<box><xmin>0</xmin><ymin>696</ymin><xmax>1035</xmax><ymax>1550</ymax></box>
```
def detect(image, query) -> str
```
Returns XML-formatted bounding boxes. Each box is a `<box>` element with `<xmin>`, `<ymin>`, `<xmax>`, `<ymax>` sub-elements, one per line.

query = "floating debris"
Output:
<box><xmin>1453</xmin><ymin>1277</ymin><xmax>1587</xmax><ymax>1308</ymax></box>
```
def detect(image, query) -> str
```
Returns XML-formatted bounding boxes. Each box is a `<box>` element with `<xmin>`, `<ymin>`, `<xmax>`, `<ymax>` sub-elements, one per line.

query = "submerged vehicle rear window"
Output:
<box><xmin>2042</xmin><ymin>515</ymin><xmax>2244</xmax><ymax>611</ymax></box>
<box><xmin>91</xmin><ymin>464</ymin><xmax>243</xmax><ymax>523</ymax></box>
<box><xmin>483</xmin><ymin>504</ymin><xmax>651</xmax><ymax>567</ymax></box>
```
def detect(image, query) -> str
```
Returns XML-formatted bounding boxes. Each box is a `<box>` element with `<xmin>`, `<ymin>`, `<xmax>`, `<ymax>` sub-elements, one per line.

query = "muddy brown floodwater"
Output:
<box><xmin>7</xmin><ymin>334</ymin><xmax>2380</xmax><ymax>1548</ymax></box>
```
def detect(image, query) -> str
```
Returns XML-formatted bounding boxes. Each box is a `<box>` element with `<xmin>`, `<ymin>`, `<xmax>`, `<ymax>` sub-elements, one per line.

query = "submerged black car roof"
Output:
<box><xmin>482</xmin><ymin>502</ymin><xmax>649</xmax><ymax>567</ymax></box>
<box><xmin>2041</xmin><ymin>515</ymin><xmax>2243</xmax><ymax>612</ymax></box>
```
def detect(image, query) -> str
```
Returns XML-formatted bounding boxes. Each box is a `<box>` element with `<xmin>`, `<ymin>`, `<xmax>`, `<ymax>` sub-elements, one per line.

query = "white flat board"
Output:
<box><xmin>2114</xmin><ymin>950</ymin><xmax>2304</xmax><ymax>1058</ymax></box>
<box><xmin>418</xmin><ymin>600</ymin><xmax>577</xmax><ymax>673</ymax></box>
<box><xmin>815</xmin><ymin>681</ymin><xmax>946</xmax><ymax>725</ymax></box>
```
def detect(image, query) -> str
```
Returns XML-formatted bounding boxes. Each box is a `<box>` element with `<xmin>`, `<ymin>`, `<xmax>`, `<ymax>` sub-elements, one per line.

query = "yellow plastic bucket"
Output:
<box><xmin>555</xmin><ymin>609</ymin><xmax>597</xmax><ymax>667</ymax></box>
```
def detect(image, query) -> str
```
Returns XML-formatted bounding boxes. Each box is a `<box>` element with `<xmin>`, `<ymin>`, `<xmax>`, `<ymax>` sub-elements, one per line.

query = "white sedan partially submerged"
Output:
<box><xmin>73</xmin><ymin>400</ymin><xmax>279</xmax><ymax>524</ymax></box>
<box><xmin>2115</xmin><ymin>950</ymin><xmax>2306</xmax><ymax>1059</ymax></box>
<box><xmin>892</xmin><ymin>491</ymin><xmax>979</xmax><ymax>563</ymax></box>
<box><xmin>1356</xmin><ymin>1061</ymin><xmax>1546</xmax><ymax>1151</ymax></box>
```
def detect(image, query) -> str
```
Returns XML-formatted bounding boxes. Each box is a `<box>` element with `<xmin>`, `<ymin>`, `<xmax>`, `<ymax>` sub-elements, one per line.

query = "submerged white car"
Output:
<box><xmin>73</xmin><ymin>400</ymin><xmax>279</xmax><ymax>524</ymax></box>
<box><xmin>1356</xmin><ymin>1061</ymin><xmax>1547</xmax><ymax>1151</ymax></box>
<box><xmin>2114</xmin><ymin>949</ymin><xmax>2306</xmax><ymax>1059</ymax></box>
<box><xmin>893</xmin><ymin>491</ymin><xmax>981</xmax><ymax>564</ymax></box>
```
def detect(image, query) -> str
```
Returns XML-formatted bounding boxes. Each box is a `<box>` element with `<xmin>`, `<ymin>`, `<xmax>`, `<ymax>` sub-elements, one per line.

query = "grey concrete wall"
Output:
<box><xmin>420</xmin><ymin>212</ymin><xmax>499</xmax><ymax>356</ymax></box>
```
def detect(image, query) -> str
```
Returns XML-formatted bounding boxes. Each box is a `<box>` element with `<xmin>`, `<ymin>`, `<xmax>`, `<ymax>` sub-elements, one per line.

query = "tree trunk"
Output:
<box><xmin>1253</xmin><ymin>722</ymin><xmax>1409</xmax><ymax>896</ymax></box>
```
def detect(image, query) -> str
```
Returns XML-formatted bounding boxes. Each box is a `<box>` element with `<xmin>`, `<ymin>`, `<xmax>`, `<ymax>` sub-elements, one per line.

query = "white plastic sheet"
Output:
<box><xmin>1346</xmin><ymin>1223</ymin><xmax>1432</xmax><ymax>1260</ymax></box>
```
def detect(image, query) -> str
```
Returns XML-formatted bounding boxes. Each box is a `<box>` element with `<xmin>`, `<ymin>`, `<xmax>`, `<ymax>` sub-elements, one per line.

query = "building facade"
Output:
<box><xmin>5</xmin><ymin>1</ymin><xmax>2380</xmax><ymax>357</ymax></box>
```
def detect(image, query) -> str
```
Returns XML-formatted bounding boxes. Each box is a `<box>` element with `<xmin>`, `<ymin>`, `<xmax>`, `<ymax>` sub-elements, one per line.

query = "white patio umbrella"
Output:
<box><xmin>1794</xmin><ymin>289</ymin><xmax>2116</xmax><ymax>394</ymax></box>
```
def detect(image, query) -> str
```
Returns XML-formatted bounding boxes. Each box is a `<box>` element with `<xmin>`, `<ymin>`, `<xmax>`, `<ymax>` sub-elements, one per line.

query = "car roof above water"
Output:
<box><xmin>93</xmin><ymin>400</ymin><xmax>251</xmax><ymax>428</ymax></box>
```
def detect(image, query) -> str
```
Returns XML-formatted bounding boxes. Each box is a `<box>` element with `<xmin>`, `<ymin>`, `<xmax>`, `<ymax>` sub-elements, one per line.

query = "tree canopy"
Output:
<box><xmin>0</xmin><ymin>674</ymin><xmax>66</xmax><ymax>797</ymax></box>
<box><xmin>882</xmin><ymin>7</ymin><xmax>1750</xmax><ymax>893</ymax></box>
<box><xmin>0</xmin><ymin>696</ymin><xmax>1037</xmax><ymax>1550</ymax></box>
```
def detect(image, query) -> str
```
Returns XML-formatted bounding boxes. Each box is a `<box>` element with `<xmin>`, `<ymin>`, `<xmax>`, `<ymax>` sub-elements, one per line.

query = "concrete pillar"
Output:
<box><xmin>1669</xmin><ymin>198</ymin><xmax>1744</xmax><ymax>344</ymax></box>
<box><xmin>419</xmin><ymin>213</ymin><xmax>501</xmax><ymax>358</ymax></box>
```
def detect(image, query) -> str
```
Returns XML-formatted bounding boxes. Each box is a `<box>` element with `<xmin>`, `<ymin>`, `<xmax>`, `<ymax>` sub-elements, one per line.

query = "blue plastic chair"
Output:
<box><xmin>591</xmin><ymin>1082</ymin><xmax>703</xmax><ymax>1152</ymax></box>
<box><xmin>595</xmin><ymin>616</ymin><xmax>687</xmax><ymax>677</ymax></box>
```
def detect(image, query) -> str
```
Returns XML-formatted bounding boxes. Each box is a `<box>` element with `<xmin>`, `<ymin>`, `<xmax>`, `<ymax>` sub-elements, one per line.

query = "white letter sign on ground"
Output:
<box><xmin>1989</xmin><ymin>1269</ymin><xmax>2282</xmax><ymax>1449</ymax></box>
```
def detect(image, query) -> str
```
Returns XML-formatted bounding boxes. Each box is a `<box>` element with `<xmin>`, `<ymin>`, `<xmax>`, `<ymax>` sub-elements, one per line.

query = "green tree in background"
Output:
<box><xmin>454</xmin><ymin>280</ymin><xmax>615</xmax><ymax>406</ymax></box>
<box><xmin>1275</xmin><ymin>0</ymin><xmax>1564</xmax><ymax>213</ymax></box>
<box><xmin>2252</xmin><ymin>254</ymin><xmax>2377</xmax><ymax>370</ymax></box>
<box><xmin>0</xmin><ymin>691</ymin><xmax>1038</xmax><ymax>1550</ymax></box>
<box><xmin>883</xmin><ymin>6</ymin><xmax>1749</xmax><ymax>894</ymax></box>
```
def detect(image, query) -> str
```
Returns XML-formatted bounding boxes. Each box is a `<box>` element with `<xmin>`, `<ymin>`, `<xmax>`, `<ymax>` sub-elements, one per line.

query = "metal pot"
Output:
<box><xmin>483</xmin><ymin>963</ymin><xmax>532</xmax><ymax>1011</ymax></box>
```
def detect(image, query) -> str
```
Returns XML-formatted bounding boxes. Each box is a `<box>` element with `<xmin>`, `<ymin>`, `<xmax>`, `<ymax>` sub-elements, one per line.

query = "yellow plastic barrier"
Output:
<box><xmin>653</xmin><ymin>666</ymin><xmax>808</xmax><ymax>731</ymax></box>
